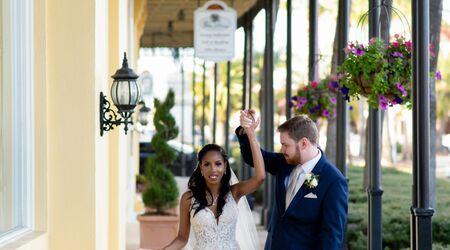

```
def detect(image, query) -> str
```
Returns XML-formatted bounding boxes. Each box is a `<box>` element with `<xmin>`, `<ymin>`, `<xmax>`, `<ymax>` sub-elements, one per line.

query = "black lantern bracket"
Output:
<box><xmin>99</xmin><ymin>52</ymin><xmax>141</xmax><ymax>136</ymax></box>
<box><xmin>99</xmin><ymin>92</ymin><xmax>134</xmax><ymax>136</ymax></box>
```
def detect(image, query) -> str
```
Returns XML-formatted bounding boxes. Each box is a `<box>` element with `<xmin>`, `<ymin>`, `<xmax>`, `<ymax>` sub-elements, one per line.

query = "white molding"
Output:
<box><xmin>0</xmin><ymin>0</ymin><xmax>34</xmax><ymax>243</ymax></box>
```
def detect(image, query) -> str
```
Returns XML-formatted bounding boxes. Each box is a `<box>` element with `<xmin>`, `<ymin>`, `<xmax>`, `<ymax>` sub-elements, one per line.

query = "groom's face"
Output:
<box><xmin>280</xmin><ymin>132</ymin><xmax>302</xmax><ymax>165</ymax></box>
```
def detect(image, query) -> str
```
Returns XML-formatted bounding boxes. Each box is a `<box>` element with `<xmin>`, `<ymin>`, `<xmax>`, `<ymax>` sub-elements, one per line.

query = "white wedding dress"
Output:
<box><xmin>188</xmin><ymin>193</ymin><xmax>240</xmax><ymax>250</ymax></box>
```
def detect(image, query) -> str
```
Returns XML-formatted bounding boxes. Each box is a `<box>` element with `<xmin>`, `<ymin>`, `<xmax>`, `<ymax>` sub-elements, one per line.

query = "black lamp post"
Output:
<box><xmin>100</xmin><ymin>52</ymin><xmax>141</xmax><ymax>136</ymax></box>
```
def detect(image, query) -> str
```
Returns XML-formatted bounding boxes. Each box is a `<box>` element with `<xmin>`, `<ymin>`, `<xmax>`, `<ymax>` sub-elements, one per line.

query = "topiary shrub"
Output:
<box><xmin>142</xmin><ymin>89</ymin><xmax>179</xmax><ymax>215</ymax></box>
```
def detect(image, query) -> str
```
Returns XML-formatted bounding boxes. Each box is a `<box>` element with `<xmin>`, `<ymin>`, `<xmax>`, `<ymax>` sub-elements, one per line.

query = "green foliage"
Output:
<box><xmin>338</xmin><ymin>36</ymin><xmax>413</xmax><ymax>110</ymax></box>
<box><xmin>347</xmin><ymin>166</ymin><xmax>450</xmax><ymax>249</ymax></box>
<box><xmin>291</xmin><ymin>77</ymin><xmax>339</xmax><ymax>121</ymax></box>
<box><xmin>142</xmin><ymin>89</ymin><xmax>180</xmax><ymax>214</ymax></box>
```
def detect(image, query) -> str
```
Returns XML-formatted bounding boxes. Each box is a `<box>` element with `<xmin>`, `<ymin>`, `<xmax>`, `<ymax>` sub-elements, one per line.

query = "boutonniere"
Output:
<box><xmin>304</xmin><ymin>173</ymin><xmax>319</xmax><ymax>189</ymax></box>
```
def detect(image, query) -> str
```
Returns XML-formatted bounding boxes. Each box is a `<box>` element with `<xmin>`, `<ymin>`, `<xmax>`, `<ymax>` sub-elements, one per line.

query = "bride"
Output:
<box><xmin>159</xmin><ymin>112</ymin><xmax>264</xmax><ymax>250</ymax></box>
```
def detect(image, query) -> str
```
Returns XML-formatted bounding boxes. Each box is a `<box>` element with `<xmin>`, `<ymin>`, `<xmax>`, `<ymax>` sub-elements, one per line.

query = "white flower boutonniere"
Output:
<box><xmin>304</xmin><ymin>173</ymin><xmax>319</xmax><ymax>189</ymax></box>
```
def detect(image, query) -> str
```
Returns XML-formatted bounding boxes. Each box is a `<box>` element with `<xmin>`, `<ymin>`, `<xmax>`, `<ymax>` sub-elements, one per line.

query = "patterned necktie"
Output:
<box><xmin>285</xmin><ymin>167</ymin><xmax>304</xmax><ymax>210</ymax></box>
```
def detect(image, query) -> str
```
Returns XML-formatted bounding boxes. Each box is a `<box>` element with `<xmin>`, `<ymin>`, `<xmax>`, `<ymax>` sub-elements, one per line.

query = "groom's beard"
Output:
<box><xmin>285</xmin><ymin>145</ymin><xmax>302</xmax><ymax>165</ymax></box>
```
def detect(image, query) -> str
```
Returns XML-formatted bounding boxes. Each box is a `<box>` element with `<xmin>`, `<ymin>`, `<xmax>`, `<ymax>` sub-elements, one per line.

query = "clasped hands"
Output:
<box><xmin>239</xmin><ymin>109</ymin><xmax>260</xmax><ymax>136</ymax></box>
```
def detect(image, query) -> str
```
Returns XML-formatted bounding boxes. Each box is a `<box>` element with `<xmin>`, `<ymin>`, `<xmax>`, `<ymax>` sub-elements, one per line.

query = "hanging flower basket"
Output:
<box><xmin>291</xmin><ymin>77</ymin><xmax>340</xmax><ymax>121</ymax></box>
<box><xmin>338</xmin><ymin>35</ymin><xmax>413</xmax><ymax>110</ymax></box>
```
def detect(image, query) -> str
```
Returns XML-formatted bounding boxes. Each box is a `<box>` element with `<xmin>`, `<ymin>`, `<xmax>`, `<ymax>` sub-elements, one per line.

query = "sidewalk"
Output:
<box><xmin>252</xmin><ymin>205</ymin><xmax>268</xmax><ymax>249</ymax></box>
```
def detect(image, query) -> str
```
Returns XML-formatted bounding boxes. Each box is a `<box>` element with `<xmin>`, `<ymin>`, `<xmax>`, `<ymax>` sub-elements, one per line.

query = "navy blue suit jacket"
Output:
<box><xmin>236</xmin><ymin>127</ymin><xmax>348</xmax><ymax>250</ymax></box>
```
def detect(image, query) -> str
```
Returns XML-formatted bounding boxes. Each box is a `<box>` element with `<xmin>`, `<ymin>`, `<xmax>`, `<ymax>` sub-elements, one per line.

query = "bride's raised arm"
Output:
<box><xmin>231</xmin><ymin>111</ymin><xmax>265</xmax><ymax>200</ymax></box>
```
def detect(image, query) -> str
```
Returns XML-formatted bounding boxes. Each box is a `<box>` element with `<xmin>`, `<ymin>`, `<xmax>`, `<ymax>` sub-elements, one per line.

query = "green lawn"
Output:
<box><xmin>346</xmin><ymin>166</ymin><xmax>450</xmax><ymax>250</ymax></box>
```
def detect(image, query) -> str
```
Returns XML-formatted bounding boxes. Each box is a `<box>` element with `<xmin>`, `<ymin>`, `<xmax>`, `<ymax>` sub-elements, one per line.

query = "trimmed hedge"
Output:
<box><xmin>347</xmin><ymin>166</ymin><xmax>450</xmax><ymax>249</ymax></box>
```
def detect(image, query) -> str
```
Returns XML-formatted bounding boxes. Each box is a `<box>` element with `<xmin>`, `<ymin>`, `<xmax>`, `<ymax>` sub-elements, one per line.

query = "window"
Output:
<box><xmin>0</xmin><ymin>0</ymin><xmax>34</xmax><ymax>244</ymax></box>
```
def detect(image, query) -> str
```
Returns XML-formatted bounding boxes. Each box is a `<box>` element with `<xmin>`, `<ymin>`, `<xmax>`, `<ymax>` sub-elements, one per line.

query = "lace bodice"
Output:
<box><xmin>189</xmin><ymin>193</ymin><xmax>240</xmax><ymax>250</ymax></box>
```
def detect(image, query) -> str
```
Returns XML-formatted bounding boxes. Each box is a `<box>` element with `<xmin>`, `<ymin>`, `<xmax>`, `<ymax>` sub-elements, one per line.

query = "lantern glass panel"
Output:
<box><xmin>138</xmin><ymin>111</ymin><xmax>149</xmax><ymax>126</ymax></box>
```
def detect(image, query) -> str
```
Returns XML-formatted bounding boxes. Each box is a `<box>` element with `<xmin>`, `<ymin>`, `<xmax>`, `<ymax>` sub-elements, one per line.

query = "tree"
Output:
<box><xmin>142</xmin><ymin>89</ymin><xmax>180</xmax><ymax>214</ymax></box>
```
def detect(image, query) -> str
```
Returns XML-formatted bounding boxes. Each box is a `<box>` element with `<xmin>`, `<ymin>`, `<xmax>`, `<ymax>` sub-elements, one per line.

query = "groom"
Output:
<box><xmin>236</xmin><ymin>110</ymin><xmax>348</xmax><ymax>250</ymax></box>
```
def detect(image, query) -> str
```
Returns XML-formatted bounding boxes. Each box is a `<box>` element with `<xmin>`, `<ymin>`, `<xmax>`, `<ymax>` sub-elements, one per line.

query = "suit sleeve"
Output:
<box><xmin>320</xmin><ymin>176</ymin><xmax>348</xmax><ymax>250</ymax></box>
<box><xmin>235</xmin><ymin>126</ymin><xmax>286</xmax><ymax>176</ymax></box>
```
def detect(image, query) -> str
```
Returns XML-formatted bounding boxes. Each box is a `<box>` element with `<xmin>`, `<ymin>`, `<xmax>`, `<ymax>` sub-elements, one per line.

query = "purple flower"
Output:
<box><xmin>392</xmin><ymin>96</ymin><xmax>403</xmax><ymax>105</ymax></box>
<box><xmin>436</xmin><ymin>70</ymin><xmax>442</xmax><ymax>81</ymax></box>
<box><xmin>378</xmin><ymin>95</ymin><xmax>389</xmax><ymax>110</ymax></box>
<box><xmin>315</xmin><ymin>104</ymin><xmax>321</xmax><ymax>111</ymax></box>
<box><xmin>349</xmin><ymin>106</ymin><xmax>353</xmax><ymax>111</ymax></box>
<box><xmin>322</xmin><ymin>110</ymin><xmax>330</xmax><ymax>117</ymax></box>
<box><xmin>297</xmin><ymin>97</ymin><xmax>307</xmax><ymax>109</ymax></box>
<box><xmin>395</xmin><ymin>82</ymin><xmax>407</xmax><ymax>97</ymax></box>
<box><xmin>327</xmin><ymin>80</ymin><xmax>339</xmax><ymax>91</ymax></box>
<box><xmin>329</xmin><ymin>97</ymin><xmax>337</xmax><ymax>104</ymax></box>
<box><xmin>354</xmin><ymin>48</ymin><xmax>365</xmax><ymax>57</ymax></box>
<box><xmin>340</xmin><ymin>86</ymin><xmax>350</xmax><ymax>95</ymax></box>
<box><xmin>392</xmin><ymin>51</ymin><xmax>404</xmax><ymax>58</ymax></box>
<box><xmin>309</xmin><ymin>108</ymin><xmax>316</xmax><ymax>113</ymax></box>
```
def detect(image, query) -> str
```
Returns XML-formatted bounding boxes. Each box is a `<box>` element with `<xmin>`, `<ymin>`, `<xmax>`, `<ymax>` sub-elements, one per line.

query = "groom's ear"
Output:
<box><xmin>299</xmin><ymin>137</ymin><xmax>308</xmax><ymax>149</ymax></box>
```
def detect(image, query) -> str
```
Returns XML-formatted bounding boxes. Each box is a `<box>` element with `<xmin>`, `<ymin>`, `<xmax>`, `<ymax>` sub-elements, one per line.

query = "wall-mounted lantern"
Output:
<box><xmin>137</xmin><ymin>101</ymin><xmax>151</xmax><ymax>126</ymax></box>
<box><xmin>100</xmin><ymin>53</ymin><xmax>141</xmax><ymax>136</ymax></box>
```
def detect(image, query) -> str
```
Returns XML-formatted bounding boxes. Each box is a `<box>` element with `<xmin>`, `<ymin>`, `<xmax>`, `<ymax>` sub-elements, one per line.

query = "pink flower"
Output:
<box><xmin>392</xmin><ymin>41</ymin><xmax>399</xmax><ymax>48</ymax></box>
<box><xmin>369</xmin><ymin>37</ymin><xmax>375</xmax><ymax>45</ymax></box>
<box><xmin>405</xmin><ymin>40</ymin><xmax>412</xmax><ymax>51</ymax></box>
<box><xmin>329</xmin><ymin>97</ymin><xmax>337</xmax><ymax>104</ymax></box>
<box><xmin>322</xmin><ymin>110</ymin><xmax>330</xmax><ymax>117</ymax></box>
<box><xmin>429</xmin><ymin>43</ymin><xmax>436</xmax><ymax>58</ymax></box>
<box><xmin>311</xmin><ymin>81</ymin><xmax>318</xmax><ymax>90</ymax></box>
<box><xmin>344</xmin><ymin>47</ymin><xmax>351</xmax><ymax>54</ymax></box>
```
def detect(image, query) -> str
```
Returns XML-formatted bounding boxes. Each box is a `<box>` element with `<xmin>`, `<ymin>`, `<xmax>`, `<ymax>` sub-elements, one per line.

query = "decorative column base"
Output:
<box><xmin>411</xmin><ymin>207</ymin><xmax>434</xmax><ymax>249</ymax></box>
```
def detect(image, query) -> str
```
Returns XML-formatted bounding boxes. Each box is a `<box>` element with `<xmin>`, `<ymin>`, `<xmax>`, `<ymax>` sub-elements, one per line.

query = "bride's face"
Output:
<box><xmin>200</xmin><ymin>150</ymin><xmax>226</xmax><ymax>185</ymax></box>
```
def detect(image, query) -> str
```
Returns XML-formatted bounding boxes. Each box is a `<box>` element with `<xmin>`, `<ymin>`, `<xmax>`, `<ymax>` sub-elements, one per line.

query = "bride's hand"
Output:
<box><xmin>240</xmin><ymin>110</ymin><xmax>259</xmax><ymax>136</ymax></box>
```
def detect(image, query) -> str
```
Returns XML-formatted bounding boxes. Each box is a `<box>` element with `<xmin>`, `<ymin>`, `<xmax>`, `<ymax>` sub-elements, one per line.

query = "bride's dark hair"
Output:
<box><xmin>188</xmin><ymin>144</ymin><xmax>232</xmax><ymax>218</ymax></box>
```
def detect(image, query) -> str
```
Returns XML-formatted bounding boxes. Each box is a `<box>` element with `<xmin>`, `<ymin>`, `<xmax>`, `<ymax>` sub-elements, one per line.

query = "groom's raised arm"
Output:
<box><xmin>235</xmin><ymin>126</ymin><xmax>285</xmax><ymax>175</ymax></box>
<box><xmin>320</xmin><ymin>176</ymin><xmax>348</xmax><ymax>249</ymax></box>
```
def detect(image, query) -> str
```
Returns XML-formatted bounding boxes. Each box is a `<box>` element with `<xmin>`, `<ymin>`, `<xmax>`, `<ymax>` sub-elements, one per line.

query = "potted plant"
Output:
<box><xmin>290</xmin><ymin>77</ymin><xmax>339</xmax><ymax>121</ymax></box>
<box><xmin>338</xmin><ymin>35</ymin><xmax>413</xmax><ymax>110</ymax></box>
<box><xmin>138</xmin><ymin>89</ymin><xmax>180</xmax><ymax>249</ymax></box>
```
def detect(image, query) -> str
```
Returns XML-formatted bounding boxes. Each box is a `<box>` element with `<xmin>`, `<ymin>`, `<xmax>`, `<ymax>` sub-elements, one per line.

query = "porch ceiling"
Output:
<box><xmin>141</xmin><ymin>0</ymin><xmax>257</xmax><ymax>48</ymax></box>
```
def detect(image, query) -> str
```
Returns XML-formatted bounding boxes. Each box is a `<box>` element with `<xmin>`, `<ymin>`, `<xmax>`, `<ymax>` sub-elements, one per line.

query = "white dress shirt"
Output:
<box><xmin>285</xmin><ymin>149</ymin><xmax>321</xmax><ymax>208</ymax></box>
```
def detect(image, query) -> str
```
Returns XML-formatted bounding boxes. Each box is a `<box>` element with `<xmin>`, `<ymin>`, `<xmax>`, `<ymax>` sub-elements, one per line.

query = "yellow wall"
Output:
<box><xmin>1</xmin><ymin>0</ymin><xmax>144</xmax><ymax>248</ymax></box>
<box><xmin>47</xmin><ymin>0</ymin><xmax>105</xmax><ymax>248</ymax></box>
<box><xmin>107</xmin><ymin>0</ymin><xmax>128</xmax><ymax>249</ymax></box>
